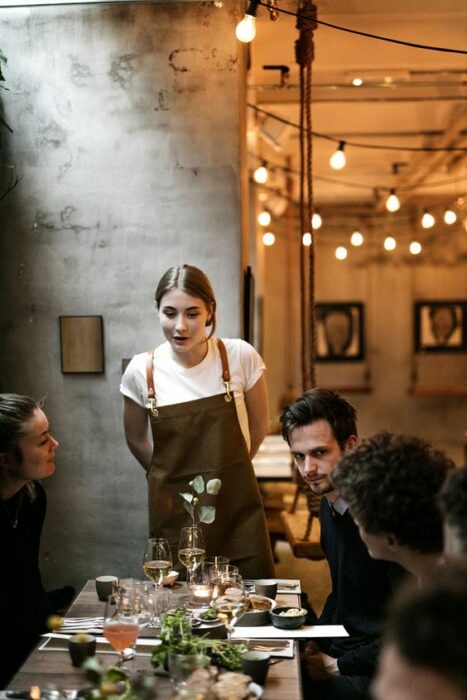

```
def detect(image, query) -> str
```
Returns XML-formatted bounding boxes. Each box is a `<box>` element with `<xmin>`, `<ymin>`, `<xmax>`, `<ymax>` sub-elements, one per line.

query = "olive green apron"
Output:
<box><xmin>145</xmin><ymin>338</ymin><xmax>275</xmax><ymax>579</ymax></box>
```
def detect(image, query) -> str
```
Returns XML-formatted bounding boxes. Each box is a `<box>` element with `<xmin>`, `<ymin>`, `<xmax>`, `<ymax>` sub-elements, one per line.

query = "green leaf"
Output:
<box><xmin>179</xmin><ymin>492</ymin><xmax>193</xmax><ymax>503</ymax></box>
<box><xmin>206</xmin><ymin>478</ymin><xmax>222</xmax><ymax>495</ymax></box>
<box><xmin>83</xmin><ymin>657</ymin><xmax>103</xmax><ymax>684</ymax></box>
<box><xmin>105</xmin><ymin>667</ymin><xmax>129</xmax><ymax>682</ymax></box>
<box><xmin>199</xmin><ymin>505</ymin><xmax>216</xmax><ymax>523</ymax></box>
<box><xmin>193</xmin><ymin>475</ymin><xmax>205</xmax><ymax>494</ymax></box>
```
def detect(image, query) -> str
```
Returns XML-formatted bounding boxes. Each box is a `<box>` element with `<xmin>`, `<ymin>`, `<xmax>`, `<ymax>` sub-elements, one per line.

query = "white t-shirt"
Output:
<box><xmin>120</xmin><ymin>337</ymin><xmax>266</xmax><ymax>451</ymax></box>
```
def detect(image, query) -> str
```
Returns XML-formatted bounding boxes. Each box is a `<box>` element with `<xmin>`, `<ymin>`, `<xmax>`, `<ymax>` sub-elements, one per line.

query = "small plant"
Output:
<box><xmin>81</xmin><ymin>659</ymin><xmax>156</xmax><ymax>700</ymax></box>
<box><xmin>179</xmin><ymin>474</ymin><xmax>222</xmax><ymax>525</ymax></box>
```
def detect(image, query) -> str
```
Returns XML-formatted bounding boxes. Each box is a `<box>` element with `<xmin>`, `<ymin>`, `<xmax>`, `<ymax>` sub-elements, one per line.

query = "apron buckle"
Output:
<box><xmin>150</xmin><ymin>397</ymin><xmax>159</xmax><ymax>416</ymax></box>
<box><xmin>223</xmin><ymin>380</ymin><xmax>232</xmax><ymax>402</ymax></box>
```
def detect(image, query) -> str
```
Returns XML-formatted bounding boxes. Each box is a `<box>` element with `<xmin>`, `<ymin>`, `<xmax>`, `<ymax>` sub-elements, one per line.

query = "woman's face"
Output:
<box><xmin>158</xmin><ymin>288</ymin><xmax>213</xmax><ymax>360</ymax></box>
<box><xmin>8</xmin><ymin>408</ymin><xmax>59</xmax><ymax>483</ymax></box>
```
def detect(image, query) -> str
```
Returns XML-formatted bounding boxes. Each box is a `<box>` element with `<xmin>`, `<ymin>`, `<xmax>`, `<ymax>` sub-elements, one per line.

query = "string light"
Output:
<box><xmin>421</xmin><ymin>210</ymin><xmax>435</xmax><ymax>229</ymax></box>
<box><xmin>352</xmin><ymin>77</ymin><xmax>363</xmax><ymax>86</ymax></box>
<box><xmin>253</xmin><ymin>161</ymin><xmax>269</xmax><ymax>184</ymax></box>
<box><xmin>350</xmin><ymin>230</ymin><xmax>364</xmax><ymax>246</ymax></box>
<box><xmin>235</xmin><ymin>0</ymin><xmax>259</xmax><ymax>42</ymax></box>
<box><xmin>258</xmin><ymin>209</ymin><xmax>271</xmax><ymax>226</ymax></box>
<box><xmin>409</xmin><ymin>241</ymin><xmax>422</xmax><ymax>255</ymax></box>
<box><xmin>385</xmin><ymin>189</ymin><xmax>400</xmax><ymax>213</ymax></box>
<box><xmin>330</xmin><ymin>141</ymin><xmax>346</xmax><ymax>170</ymax></box>
<box><xmin>302</xmin><ymin>232</ymin><xmax>312</xmax><ymax>246</ymax></box>
<box><xmin>263</xmin><ymin>231</ymin><xmax>275</xmax><ymax>246</ymax></box>
<box><xmin>335</xmin><ymin>246</ymin><xmax>348</xmax><ymax>260</ymax></box>
<box><xmin>311</xmin><ymin>212</ymin><xmax>323</xmax><ymax>229</ymax></box>
<box><xmin>443</xmin><ymin>208</ymin><xmax>457</xmax><ymax>225</ymax></box>
<box><xmin>384</xmin><ymin>236</ymin><xmax>397</xmax><ymax>251</ymax></box>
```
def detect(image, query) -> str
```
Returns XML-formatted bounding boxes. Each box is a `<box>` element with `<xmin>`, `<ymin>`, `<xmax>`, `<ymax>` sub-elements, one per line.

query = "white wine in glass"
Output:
<box><xmin>143</xmin><ymin>538</ymin><xmax>172</xmax><ymax>588</ymax></box>
<box><xmin>212</xmin><ymin>577</ymin><xmax>248</xmax><ymax>640</ymax></box>
<box><xmin>178</xmin><ymin>526</ymin><xmax>206</xmax><ymax>586</ymax></box>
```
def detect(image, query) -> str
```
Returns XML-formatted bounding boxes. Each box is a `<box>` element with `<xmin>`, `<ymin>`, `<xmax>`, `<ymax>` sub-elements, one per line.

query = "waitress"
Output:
<box><xmin>120</xmin><ymin>264</ymin><xmax>275</xmax><ymax>578</ymax></box>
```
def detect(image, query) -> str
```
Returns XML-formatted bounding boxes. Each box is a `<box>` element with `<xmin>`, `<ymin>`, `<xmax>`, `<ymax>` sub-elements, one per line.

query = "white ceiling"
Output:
<box><xmin>248</xmin><ymin>0</ymin><xmax>467</xmax><ymax>224</ymax></box>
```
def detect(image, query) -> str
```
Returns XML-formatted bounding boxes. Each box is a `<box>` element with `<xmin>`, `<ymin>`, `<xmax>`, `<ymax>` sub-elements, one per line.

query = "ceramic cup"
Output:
<box><xmin>254</xmin><ymin>579</ymin><xmax>278</xmax><ymax>599</ymax></box>
<box><xmin>241</xmin><ymin>650</ymin><xmax>270</xmax><ymax>685</ymax></box>
<box><xmin>68</xmin><ymin>633</ymin><xmax>96</xmax><ymax>667</ymax></box>
<box><xmin>95</xmin><ymin>575</ymin><xmax>119</xmax><ymax>601</ymax></box>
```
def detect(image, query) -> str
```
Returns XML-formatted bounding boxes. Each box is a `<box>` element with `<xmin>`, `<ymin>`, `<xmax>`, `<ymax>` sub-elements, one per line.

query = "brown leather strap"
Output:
<box><xmin>217</xmin><ymin>338</ymin><xmax>231</xmax><ymax>382</ymax></box>
<box><xmin>146</xmin><ymin>349</ymin><xmax>156</xmax><ymax>399</ymax></box>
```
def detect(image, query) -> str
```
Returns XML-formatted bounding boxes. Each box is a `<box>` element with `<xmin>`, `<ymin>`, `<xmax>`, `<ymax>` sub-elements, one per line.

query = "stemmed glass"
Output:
<box><xmin>212</xmin><ymin>574</ymin><xmax>248</xmax><ymax>640</ymax></box>
<box><xmin>178</xmin><ymin>526</ymin><xmax>206</xmax><ymax>587</ymax></box>
<box><xmin>103</xmin><ymin>589</ymin><xmax>142</xmax><ymax>666</ymax></box>
<box><xmin>143</xmin><ymin>538</ymin><xmax>173</xmax><ymax>589</ymax></box>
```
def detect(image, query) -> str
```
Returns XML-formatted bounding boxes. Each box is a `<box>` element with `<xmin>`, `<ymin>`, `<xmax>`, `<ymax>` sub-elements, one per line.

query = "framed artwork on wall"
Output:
<box><xmin>414</xmin><ymin>301</ymin><xmax>467</xmax><ymax>353</ymax></box>
<box><xmin>316</xmin><ymin>302</ymin><xmax>364</xmax><ymax>362</ymax></box>
<box><xmin>59</xmin><ymin>315</ymin><xmax>105</xmax><ymax>373</ymax></box>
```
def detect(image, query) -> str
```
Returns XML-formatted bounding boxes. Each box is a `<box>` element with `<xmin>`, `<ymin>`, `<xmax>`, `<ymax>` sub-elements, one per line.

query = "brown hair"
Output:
<box><xmin>155</xmin><ymin>265</ymin><xmax>217</xmax><ymax>338</ymax></box>
<box><xmin>0</xmin><ymin>393</ymin><xmax>40</xmax><ymax>497</ymax></box>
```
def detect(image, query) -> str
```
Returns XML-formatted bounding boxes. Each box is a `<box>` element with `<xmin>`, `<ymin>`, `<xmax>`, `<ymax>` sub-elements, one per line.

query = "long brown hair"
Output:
<box><xmin>155</xmin><ymin>265</ymin><xmax>217</xmax><ymax>338</ymax></box>
<box><xmin>0</xmin><ymin>393</ymin><xmax>39</xmax><ymax>498</ymax></box>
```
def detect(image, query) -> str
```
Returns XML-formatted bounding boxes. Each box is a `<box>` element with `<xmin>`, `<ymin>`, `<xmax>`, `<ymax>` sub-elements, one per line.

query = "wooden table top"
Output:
<box><xmin>8</xmin><ymin>581</ymin><xmax>304</xmax><ymax>699</ymax></box>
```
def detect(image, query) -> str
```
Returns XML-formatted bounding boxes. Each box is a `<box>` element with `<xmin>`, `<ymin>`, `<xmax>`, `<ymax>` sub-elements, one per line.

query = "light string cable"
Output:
<box><xmin>249</xmin><ymin>104</ymin><xmax>467</xmax><ymax>153</ymax></box>
<box><xmin>256</xmin><ymin>1</ymin><xmax>467</xmax><ymax>55</ymax></box>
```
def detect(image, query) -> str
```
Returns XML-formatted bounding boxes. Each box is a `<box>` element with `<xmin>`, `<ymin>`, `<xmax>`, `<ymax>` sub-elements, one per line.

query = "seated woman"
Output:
<box><xmin>0</xmin><ymin>393</ymin><xmax>74</xmax><ymax>688</ymax></box>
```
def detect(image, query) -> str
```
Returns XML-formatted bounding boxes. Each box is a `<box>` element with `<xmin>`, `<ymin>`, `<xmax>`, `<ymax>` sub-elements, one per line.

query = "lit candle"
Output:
<box><xmin>189</xmin><ymin>584</ymin><xmax>213</xmax><ymax>606</ymax></box>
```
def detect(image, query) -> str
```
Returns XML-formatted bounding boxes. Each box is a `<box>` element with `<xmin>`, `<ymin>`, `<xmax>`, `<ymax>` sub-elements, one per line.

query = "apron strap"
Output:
<box><xmin>146</xmin><ymin>349</ymin><xmax>159</xmax><ymax>416</ymax></box>
<box><xmin>217</xmin><ymin>338</ymin><xmax>233</xmax><ymax>403</ymax></box>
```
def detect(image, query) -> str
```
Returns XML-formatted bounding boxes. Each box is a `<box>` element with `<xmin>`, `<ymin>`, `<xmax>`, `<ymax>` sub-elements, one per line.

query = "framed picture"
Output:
<box><xmin>316</xmin><ymin>302</ymin><xmax>364</xmax><ymax>362</ymax></box>
<box><xmin>414</xmin><ymin>301</ymin><xmax>467</xmax><ymax>353</ymax></box>
<box><xmin>59</xmin><ymin>315</ymin><xmax>105</xmax><ymax>373</ymax></box>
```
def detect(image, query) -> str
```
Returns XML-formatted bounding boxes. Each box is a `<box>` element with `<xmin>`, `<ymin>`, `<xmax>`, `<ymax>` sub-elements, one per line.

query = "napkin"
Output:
<box><xmin>231</xmin><ymin>624</ymin><xmax>348</xmax><ymax>640</ymax></box>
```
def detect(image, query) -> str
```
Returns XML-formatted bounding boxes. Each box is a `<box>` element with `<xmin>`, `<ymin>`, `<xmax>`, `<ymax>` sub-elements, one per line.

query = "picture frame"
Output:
<box><xmin>316</xmin><ymin>302</ymin><xmax>364</xmax><ymax>362</ymax></box>
<box><xmin>414</xmin><ymin>301</ymin><xmax>467</xmax><ymax>353</ymax></box>
<box><xmin>59</xmin><ymin>315</ymin><xmax>105</xmax><ymax>373</ymax></box>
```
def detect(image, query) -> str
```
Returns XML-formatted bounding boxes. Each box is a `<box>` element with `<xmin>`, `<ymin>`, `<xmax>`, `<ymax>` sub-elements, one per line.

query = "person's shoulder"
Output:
<box><xmin>221</xmin><ymin>338</ymin><xmax>261</xmax><ymax>358</ymax></box>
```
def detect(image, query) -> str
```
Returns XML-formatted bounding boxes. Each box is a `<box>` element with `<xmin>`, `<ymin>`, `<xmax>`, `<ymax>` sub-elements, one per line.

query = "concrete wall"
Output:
<box><xmin>0</xmin><ymin>1</ymin><xmax>245</xmax><ymax>590</ymax></box>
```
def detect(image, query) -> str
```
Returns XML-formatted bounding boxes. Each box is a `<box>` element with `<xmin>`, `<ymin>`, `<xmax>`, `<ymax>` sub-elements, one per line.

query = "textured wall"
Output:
<box><xmin>0</xmin><ymin>1</ymin><xmax>244</xmax><ymax>590</ymax></box>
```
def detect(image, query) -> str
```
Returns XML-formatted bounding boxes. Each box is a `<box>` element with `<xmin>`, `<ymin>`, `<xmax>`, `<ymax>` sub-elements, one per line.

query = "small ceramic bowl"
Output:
<box><xmin>269</xmin><ymin>606</ymin><xmax>307</xmax><ymax>630</ymax></box>
<box><xmin>163</xmin><ymin>570</ymin><xmax>180</xmax><ymax>586</ymax></box>
<box><xmin>236</xmin><ymin>595</ymin><xmax>276</xmax><ymax>627</ymax></box>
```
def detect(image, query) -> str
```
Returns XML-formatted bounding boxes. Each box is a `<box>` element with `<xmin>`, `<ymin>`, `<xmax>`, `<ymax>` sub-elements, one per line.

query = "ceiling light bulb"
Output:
<box><xmin>443</xmin><ymin>208</ymin><xmax>457</xmax><ymax>225</ymax></box>
<box><xmin>311</xmin><ymin>212</ymin><xmax>322</xmax><ymax>230</ymax></box>
<box><xmin>253</xmin><ymin>163</ymin><xmax>268</xmax><ymax>184</ymax></box>
<box><xmin>384</xmin><ymin>236</ymin><xmax>397</xmax><ymax>251</ymax></box>
<box><xmin>350</xmin><ymin>230</ymin><xmax>364</xmax><ymax>247</ymax></box>
<box><xmin>409</xmin><ymin>241</ymin><xmax>422</xmax><ymax>255</ymax></box>
<box><xmin>258</xmin><ymin>192</ymin><xmax>268</xmax><ymax>202</ymax></box>
<box><xmin>352</xmin><ymin>77</ymin><xmax>363</xmax><ymax>86</ymax></box>
<box><xmin>302</xmin><ymin>232</ymin><xmax>312</xmax><ymax>246</ymax></box>
<box><xmin>258</xmin><ymin>209</ymin><xmax>271</xmax><ymax>227</ymax></box>
<box><xmin>329</xmin><ymin>142</ymin><xmax>346</xmax><ymax>170</ymax></box>
<box><xmin>236</xmin><ymin>14</ymin><xmax>256</xmax><ymax>42</ymax></box>
<box><xmin>385</xmin><ymin>190</ymin><xmax>400</xmax><ymax>213</ymax></box>
<box><xmin>262</xmin><ymin>231</ymin><xmax>275</xmax><ymax>246</ymax></box>
<box><xmin>421</xmin><ymin>210</ymin><xmax>435</xmax><ymax>229</ymax></box>
<box><xmin>335</xmin><ymin>246</ymin><xmax>348</xmax><ymax>260</ymax></box>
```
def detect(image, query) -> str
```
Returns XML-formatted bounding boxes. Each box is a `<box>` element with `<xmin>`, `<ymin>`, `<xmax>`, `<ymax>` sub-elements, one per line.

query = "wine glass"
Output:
<box><xmin>212</xmin><ymin>574</ymin><xmax>248</xmax><ymax>640</ymax></box>
<box><xmin>103</xmin><ymin>590</ymin><xmax>141</xmax><ymax>666</ymax></box>
<box><xmin>178</xmin><ymin>526</ymin><xmax>206</xmax><ymax>587</ymax></box>
<box><xmin>143</xmin><ymin>538</ymin><xmax>173</xmax><ymax>588</ymax></box>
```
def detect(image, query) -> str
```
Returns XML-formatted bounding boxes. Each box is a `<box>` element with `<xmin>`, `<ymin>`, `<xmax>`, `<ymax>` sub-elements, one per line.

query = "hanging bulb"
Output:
<box><xmin>235</xmin><ymin>0</ymin><xmax>259</xmax><ymax>42</ymax></box>
<box><xmin>335</xmin><ymin>246</ymin><xmax>348</xmax><ymax>260</ymax></box>
<box><xmin>258</xmin><ymin>209</ymin><xmax>271</xmax><ymax>227</ymax></box>
<box><xmin>302</xmin><ymin>232</ymin><xmax>312</xmax><ymax>246</ymax></box>
<box><xmin>311</xmin><ymin>212</ymin><xmax>322</xmax><ymax>230</ymax></box>
<box><xmin>253</xmin><ymin>161</ymin><xmax>269</xmax><ymax>184</ymax></box>
<box><xmin>443</xmin><ymin>208</ymin><xmax>457</xmax><ymax>225</ymax></box>
<box><xmin>384</xmin><ymin>236</ymin><xmax>397</xmax><ymax>251</ymax></box>
<box><xmin>385</xmin><ymin>189</ymin><xmax>400</xmax><ymax>213</ymax></box>
<box><xmin>421</xmin><ymin>210</ymin><xmax>435</xmax><ymax>229</ymax></box>
<box><xmin>262</xmin><ymin>232</ymin><xmax>275</xmax><ymax>246</ymax></box>
<box><xmin>409</xmin><ymin>241</ymin><xmax>422</xmax><ymax>255</ymax></box>
<box><xmin>329</xmin><ymin>141</ymin><xmax>346</xmax><ymax>170</ymax></box>
<box><xmin>350</xmin><ymin>230</ymin><xmax>364</xmax><ymax>247</ymax></box>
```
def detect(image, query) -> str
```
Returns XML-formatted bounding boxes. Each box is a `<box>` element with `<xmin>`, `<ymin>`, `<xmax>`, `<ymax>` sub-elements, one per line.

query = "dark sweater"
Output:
<box><xmin>317</xmin><ymin>497</ymin><xmax>403</xmax><ymax>677</ymax></box>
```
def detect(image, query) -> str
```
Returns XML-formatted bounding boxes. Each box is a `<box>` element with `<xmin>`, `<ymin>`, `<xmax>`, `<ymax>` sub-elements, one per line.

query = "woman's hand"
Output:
<box><xmin>245</xmin><ymin>374</ymin><xmax>269</xmax><ymax>458</ymax></box>
<box><xmin>123</xmin><ymin>397</ymin><xmax>153</xmax><ymax>471</ymax></box>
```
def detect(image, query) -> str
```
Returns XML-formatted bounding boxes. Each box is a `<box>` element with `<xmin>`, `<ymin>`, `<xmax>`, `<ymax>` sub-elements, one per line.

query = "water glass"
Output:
<box><xmin>168</xmin><ymin>652</ymin><xmax>210</xmax><ymax>688</ymax></box>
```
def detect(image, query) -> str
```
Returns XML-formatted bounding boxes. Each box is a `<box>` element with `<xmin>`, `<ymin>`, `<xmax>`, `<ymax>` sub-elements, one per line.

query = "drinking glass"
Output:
<box><xmin>103</xmin><ymin>591</ymin><xmax>141</xmax><ymax>666</ymax></box>
<box><xmin>212</xmin><ymin>574</ymin><xmax>248</xmax><ymax>640</ymax></box>
<box><xmin>178</xmin><ymin>526</ymin><xmax>206</xmax><ymax>586</ymax></box>
<box><xmin>143</xmin><ymin>538</ymin><xmax>173</xmax><ymax>588</ymax></box>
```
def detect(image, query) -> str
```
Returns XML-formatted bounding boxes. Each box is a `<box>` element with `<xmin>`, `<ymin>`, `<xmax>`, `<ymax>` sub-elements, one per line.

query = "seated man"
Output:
<box><xmin>440</xmin><ymin>465</ymin><xmax>467</xmax><ymax>559</ymax></box>
<box><xmin>281</xmin><ymin>389</ymin><xmax>404</xmax><ymax>699</ymax></box>
<box><xmin>373</xmin><ymin>561</ymin><xmax>467</xmax><ymax>700</ymax></box>
<box><xmin>333</xmin><ymin>432</ymin><xmax>454</xmax><ymax>581</ymax></box>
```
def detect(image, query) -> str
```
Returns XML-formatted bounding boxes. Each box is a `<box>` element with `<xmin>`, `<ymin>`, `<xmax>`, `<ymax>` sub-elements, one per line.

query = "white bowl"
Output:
<box><xmin>163</xmin><ymin>570</ymin><xmax>180</xmax><ymax>586</ymax></box>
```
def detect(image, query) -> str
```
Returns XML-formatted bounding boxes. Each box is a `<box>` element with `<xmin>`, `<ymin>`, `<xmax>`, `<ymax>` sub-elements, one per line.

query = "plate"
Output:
<box><xmin>236</xmin><ymin>596</ymin><xmax>276</xmax><ymax>627</ymax></box>
<box><xmin>194</xmin><ymin>609</ymin><xmax>221</xmax><ymax>625</ymax></box>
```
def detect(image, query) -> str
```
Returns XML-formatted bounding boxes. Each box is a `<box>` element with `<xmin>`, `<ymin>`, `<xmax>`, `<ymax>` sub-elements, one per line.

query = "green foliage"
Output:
<box><xmin>179</xmin><ymin>474</ymin><xmax>222</xmax><ymax>526</ymax></box>
<box><xmin>80</xmin><ymin>659</ymin><xmax>156</xmax><ymax>700</ymax></box>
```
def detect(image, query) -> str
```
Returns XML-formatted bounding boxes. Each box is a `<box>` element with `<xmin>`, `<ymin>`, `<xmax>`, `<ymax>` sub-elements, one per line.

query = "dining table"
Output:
<box><xmin>5</xmin><ymin>579</ymin><xmax>346</xmax><ymax>700</ymax></box>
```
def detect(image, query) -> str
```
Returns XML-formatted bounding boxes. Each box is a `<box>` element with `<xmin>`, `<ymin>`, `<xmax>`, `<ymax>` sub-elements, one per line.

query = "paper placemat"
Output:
<box><xmin>231</xmin><ymin>624</ymin><xmax>348</xmax><ymax>640</ymax></box>
<box><xmin>39</xmin><ymin>634</ymin><xmax>161</xmax><ymax>657</ymax></box>
<box><xmin>276</xmin><ymin>579</ymin><xmax>301</xmax><ymax>594</ymax></box>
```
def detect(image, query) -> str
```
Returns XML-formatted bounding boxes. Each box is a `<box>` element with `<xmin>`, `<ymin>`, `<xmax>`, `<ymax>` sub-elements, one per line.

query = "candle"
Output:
<box><xmin>189</xmin><ymin>583</ymin><xmax>213</xmax><ymax>606</ymax></box>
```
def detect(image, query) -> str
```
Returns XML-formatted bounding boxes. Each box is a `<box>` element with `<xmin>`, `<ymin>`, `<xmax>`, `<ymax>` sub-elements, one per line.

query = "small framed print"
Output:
<box><xmin>59</xmin><ymin>315</ymin><xmax>105</xmax><ymax>373</ymax></box>
<box><xmin>316</xmin><ymin>302</ymin><xmax>364</xmax><ymax>362</ymax></box>
<box><xmin>414</xmin><ymin>301</ymin><xmax>467</xmax><ymax>353</ymax></box>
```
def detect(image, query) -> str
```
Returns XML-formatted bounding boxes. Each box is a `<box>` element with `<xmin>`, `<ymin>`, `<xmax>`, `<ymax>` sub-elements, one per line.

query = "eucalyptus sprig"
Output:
<box><xmin>179</xmin><ymin>474</ymin><xmax>222</xmax><ymax>526</ymax></box>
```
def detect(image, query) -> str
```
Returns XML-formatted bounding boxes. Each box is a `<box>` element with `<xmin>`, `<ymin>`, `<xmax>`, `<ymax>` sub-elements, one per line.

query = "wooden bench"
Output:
<box><xmin>280</xmin><ymin>509</ymin><xmax>324</xmax><ymax>560</ymax></box>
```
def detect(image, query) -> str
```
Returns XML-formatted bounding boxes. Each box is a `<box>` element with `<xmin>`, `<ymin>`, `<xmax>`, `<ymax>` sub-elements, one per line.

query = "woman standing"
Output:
<box><xmin>0</xmin><ymin>394</ymin><xmax>73</xmax><ymax>687</ymax></box>
<box><xmin>120</xmin><ymin>265</ymin><xmax>274</xmax><ymax>578</ymax></box>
